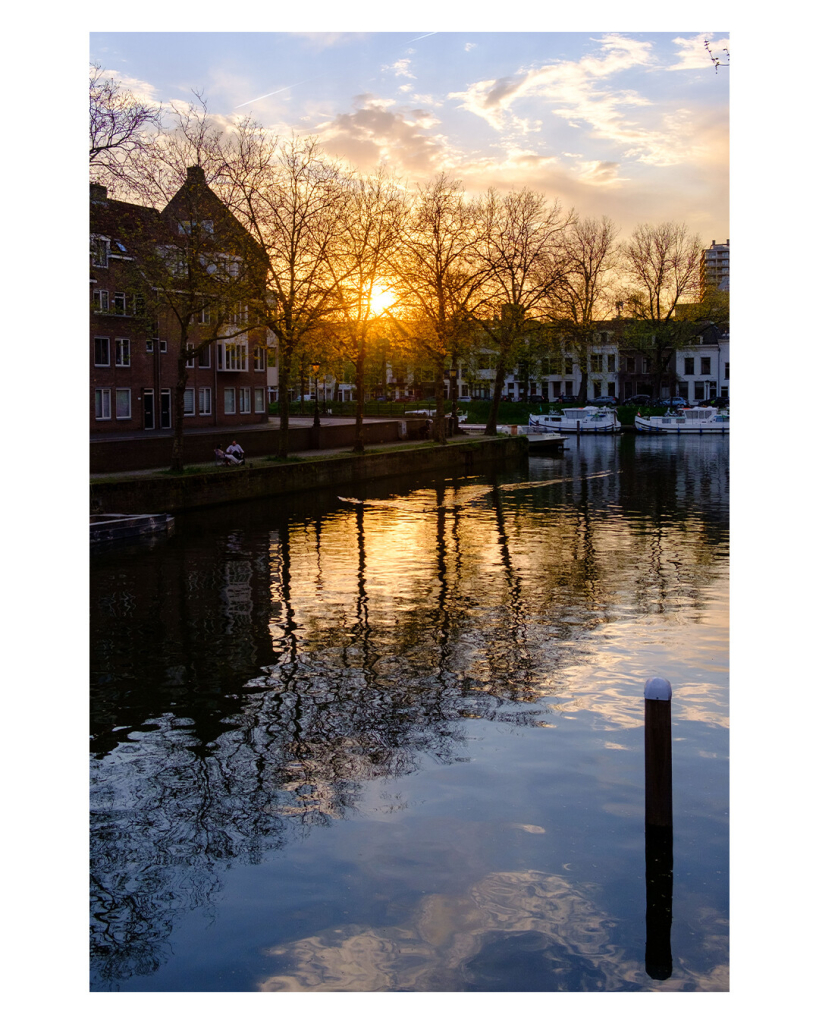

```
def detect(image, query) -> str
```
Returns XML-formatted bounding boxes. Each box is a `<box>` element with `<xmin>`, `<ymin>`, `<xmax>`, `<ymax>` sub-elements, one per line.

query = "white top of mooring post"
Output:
<box><xmin>644</xmin><ymin>677</ymin><xmax>672</xmax><ymax>701</ymax></box>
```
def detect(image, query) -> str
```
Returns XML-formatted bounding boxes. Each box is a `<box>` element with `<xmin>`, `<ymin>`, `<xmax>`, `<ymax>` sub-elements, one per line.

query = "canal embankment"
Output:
<box><xmin>90</xmin><ymin>434</ymin><xmax>529</xmax><ymax>514</ymax></box>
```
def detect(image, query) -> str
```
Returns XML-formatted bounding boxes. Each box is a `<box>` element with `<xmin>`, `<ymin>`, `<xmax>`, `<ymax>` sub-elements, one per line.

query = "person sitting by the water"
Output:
<box><xmin>226</xmin><ymin>439</ymin><xmax>245</xmax><ymax>464</ymax></box>
<box><xmin>215</xmin><ymin>445</ymin><xmax>241</xmax><ymax>466</ymax></box>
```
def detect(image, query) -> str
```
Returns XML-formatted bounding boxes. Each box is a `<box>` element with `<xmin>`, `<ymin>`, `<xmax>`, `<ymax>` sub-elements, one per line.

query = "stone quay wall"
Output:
<box><xmin>90</xmin><ymin>436</ymin><xmax>529</xmax><ymax>515</ymax></box>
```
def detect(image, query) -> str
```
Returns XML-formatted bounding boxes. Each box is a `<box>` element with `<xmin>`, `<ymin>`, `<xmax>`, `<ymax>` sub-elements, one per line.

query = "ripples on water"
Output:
<box><xmin>90</xmin><ymin>434</ymin><xmax>728</xmax><ymax>992</ymax></box>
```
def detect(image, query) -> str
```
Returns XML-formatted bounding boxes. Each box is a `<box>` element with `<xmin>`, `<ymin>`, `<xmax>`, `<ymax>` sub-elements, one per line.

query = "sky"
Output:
<box><xmin>90</xmin><ymin>30</ymin><xmax>729</xmax><ymax>244</ymax></box>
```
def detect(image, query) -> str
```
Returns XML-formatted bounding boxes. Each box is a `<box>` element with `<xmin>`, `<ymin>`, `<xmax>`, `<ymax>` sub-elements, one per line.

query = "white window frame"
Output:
<box><xmin>115</xmin><ymin>388</ymin><xmax>131</xmax><ymax>419</ymax></box>
<box><xmin>93</xmin><ymin>289</ymin><xmax>109</xmax><ymax>312</ymax></box>
<box><xmin>183</xmin><ymin>387</ymin><xmax>195</xmax><ymax>416</ymax></box>
<box><xmin>700</xmin><ymin>357</ymin><xmax>711</xmax><ymax>376</ymax></box>
<box><xmin>115</xmin><ymin>338</ymin><xmax>130</xmax><ymax>367</ymax></box>
<box><xmin>199</xmin><ymin>344</ymin><xmax>211</xmax><ymax>369</ymax></box>
<box><xmin>254</xmin><ymin>346</ymin><xmax>266</xmax><ymax>371</ymax></box>
<box><xmin>217</xmin><ymin>340</ymin><xmax>248</xmax><ymax>371</ymax></box>
<box><xmin>224</xmin><ymin>387</ymin><xmax>236</xmax><ymax>414</ymax></box>
<box><xmin>199</xmin><ymin>387</ymin><xmax>212</xmax><ymax>415</ymax></box>
<box><xmin>95</xmin><ymin>388</ymin><xmax>111</xmax><ymax>420</ymax></box>
<box><xmin>239</xmin><ymin>386</ymin><xmax>251</xmax><ymax>413</ymax></box>
<box><xmin>185</xmin><ymin>347</ymin><xmax>196</xmax><ymax>368</ymax></box>
<box><xmin>254</xmin><ymin>387</ymin><xmax>266</xmax><ymax>413</ymax></box>
<box><xmin>113</xmin><ymin>292</ymin><xmax>127</xmax><ymax>316</ymax></box>
<box><xmin>159</xmin><ymin>340</ymin><xmax>167</xmax><ymax>354</ymax></box>
<box><xmin>146</xmin><ymin>339</ymin><xmax>154</xmax><ymax>353</ymax></box>
<box><xmin>94</xmin><ymin>337</ymin><xmax>110</xmax><ymax>367</ymax></box>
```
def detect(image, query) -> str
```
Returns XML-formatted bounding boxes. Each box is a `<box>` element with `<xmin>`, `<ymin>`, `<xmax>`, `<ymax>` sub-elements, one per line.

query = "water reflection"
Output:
<box><xmin>90</xmin><ymin>435</ymin><xmax>728</xmax><ymax>990</ymax></box>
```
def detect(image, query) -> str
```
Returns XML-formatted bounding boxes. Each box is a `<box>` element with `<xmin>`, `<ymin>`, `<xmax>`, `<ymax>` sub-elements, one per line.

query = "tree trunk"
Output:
<box><xmin>578</xmin><ymin>368</ymin><xmax>589</xmax><ymax>404</ymax></box>
<box><xmin>449</xmin><ymin>360</ymin><xmax>463</xmax><ymax>434</ymax></box>
<box><xmin>484</xmin><ymin>349</ymin><xmax>508</xmax><ymax>436</ymax></box>
<box><xmin>433</xmin><ymin>352</ymin><xmax>447</xmax><ymax>444</ymax></box>
<box><xmin>170</xmin><ymin>349</ymin><xmax>189</xmax><ymax>472</ymax></box>
<box><xmin>353</xmin><ymin>342</ymin><xmax>366</xmax><ymax>453</ymax></box>
<box><xmin>277</xmin><ymin>346</ymin><xmax>292</xmax><ymax>459</ymax></box>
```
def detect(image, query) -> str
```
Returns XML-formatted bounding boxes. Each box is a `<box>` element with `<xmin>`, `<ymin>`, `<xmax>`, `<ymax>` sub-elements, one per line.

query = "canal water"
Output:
<box><xmin>90</xmin><ymin>434</ymin><xmax>729</xmax><ymax>992</ymax></box>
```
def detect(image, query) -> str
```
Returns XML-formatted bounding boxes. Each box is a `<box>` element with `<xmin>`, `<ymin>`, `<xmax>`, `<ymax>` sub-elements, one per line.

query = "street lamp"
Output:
<box><xmin>311</xmin><ymin>362</ymin><xmax>321</xmax><ymax>429</ymax></box>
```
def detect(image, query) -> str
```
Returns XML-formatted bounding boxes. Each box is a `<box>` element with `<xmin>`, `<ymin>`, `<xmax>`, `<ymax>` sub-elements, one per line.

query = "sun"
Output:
<box><xmin>370</xmin><ymin>284</ymin><xmax>397</xmax><ymax>315</ymax></box>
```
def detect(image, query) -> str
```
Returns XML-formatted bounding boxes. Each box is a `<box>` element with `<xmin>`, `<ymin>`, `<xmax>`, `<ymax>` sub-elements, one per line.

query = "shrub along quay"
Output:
<box><xmin>90</xmin><ymin>434</ymin><xmax>529</xmax><ymax>516</ymax></box>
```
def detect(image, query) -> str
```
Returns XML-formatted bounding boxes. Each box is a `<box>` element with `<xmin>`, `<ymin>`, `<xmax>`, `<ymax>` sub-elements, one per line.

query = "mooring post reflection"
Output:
<box><xmin>644</xmin><ymin>677</ymin><xmax>674</xmax><ymax>980</ymax></box>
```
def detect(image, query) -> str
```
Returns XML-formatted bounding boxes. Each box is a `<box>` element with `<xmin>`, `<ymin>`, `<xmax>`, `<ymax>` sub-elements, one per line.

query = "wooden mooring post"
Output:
<box><xmin>644</xmin><ymin>676</ymin><xmax>673</xmax><ymax>980</ymax></box>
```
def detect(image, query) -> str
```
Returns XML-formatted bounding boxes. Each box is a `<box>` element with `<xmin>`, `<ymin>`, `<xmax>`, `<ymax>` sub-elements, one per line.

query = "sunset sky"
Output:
<box><xmin>90</xmin><ymin>29</ymin><xmax>729</xmax><ymax>243</ymax></box>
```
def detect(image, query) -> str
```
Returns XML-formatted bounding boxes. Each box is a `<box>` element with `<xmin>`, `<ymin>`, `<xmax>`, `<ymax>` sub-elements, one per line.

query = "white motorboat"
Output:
<box><xmin>529</xmin><ymin>407</ymin><xmax>621</xmax><ymax>434</ymax></box>
<box><xmin>634</xmin><ymin>406</ymin><xmax>729</xmax><ymax>434</ymax></box>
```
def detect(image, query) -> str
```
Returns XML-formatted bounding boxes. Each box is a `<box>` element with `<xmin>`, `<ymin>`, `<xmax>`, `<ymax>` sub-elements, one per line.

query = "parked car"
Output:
<box><xmin>661</xmin><ymin>396</ymin><xmax>688</xmax><ymax>410</ymax></box>
<box><xmin>621</xmin><ymin>394</ymin><xmax>653</xmax><ymax>406</ymax></box>
<box><xmin>702</xmin><ymin>396</ymin><xmax>729</xmax><ymax>408</ymax></box>
<box><xmin>587</xmin><ymin>396</ymin><xmax>617</xmax><ymax>407</ymax></box>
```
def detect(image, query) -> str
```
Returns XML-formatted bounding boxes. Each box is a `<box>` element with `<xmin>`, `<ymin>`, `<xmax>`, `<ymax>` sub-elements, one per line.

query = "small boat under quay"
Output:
<box><xmin>634</xmin><ymin>407</ymin><xmax>729</xmax><ymax>434</ymax></box>
<box><xmin>529</xmin><ymin>407</ymin><xmax>621</xmax><ymax>434</ymax></box>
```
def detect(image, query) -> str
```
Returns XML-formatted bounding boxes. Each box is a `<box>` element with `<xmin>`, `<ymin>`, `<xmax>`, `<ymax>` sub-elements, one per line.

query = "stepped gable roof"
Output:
<box><xmin>161</xmin><ymin>165</ymin><xmax>262</xmax><ymax>258</ymax></box>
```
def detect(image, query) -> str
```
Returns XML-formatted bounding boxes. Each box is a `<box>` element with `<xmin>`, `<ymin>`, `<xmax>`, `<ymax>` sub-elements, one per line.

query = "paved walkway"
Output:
<box><xmin>90</xmin><ymin>426</ymin><xmax>492</xmax><ymax>482</ymax></box>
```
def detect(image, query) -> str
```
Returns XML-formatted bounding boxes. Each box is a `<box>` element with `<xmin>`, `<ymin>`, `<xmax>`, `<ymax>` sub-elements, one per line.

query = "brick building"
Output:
<box><xmin>90</xmin><ymin>168</ymin><xmax>271</xmax><ymax>439</ymax></box>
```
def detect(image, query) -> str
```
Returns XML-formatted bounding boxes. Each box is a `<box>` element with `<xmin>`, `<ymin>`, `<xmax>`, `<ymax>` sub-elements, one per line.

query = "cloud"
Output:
<box><xmin>382</xmin><ymin>58</ymin><xmax>415</xmax><ymax>80</ymax></box>
<box><xmin>669</xmin><ymin>33</ymin><xmax>730</xmax><ymax>71</ymax></box>
<box><xmin>449</xmin><ymin>33</ymin><xmax>704</xmax><ymax>166</ymax></box>
<box><xmin>316</xmin><ymin>95</ymin><xmax>450</xmax><ymax>176</ymax></box>
<box><xmin>465</xmin><ymin>42</ymin><xmax>477</xmax><ymax>52</ymax></box>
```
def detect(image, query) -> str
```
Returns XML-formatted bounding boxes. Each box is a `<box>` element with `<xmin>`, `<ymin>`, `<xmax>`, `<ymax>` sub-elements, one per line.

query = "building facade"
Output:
<box><xmin>90</xmin><ymin>172</ymin><xmax>273</xmax><ymax>437</ymax></box>
<box><xmin>701</xmin><ymin>239</ymin><xmax>730</xmax><ymax>296</ymax></box>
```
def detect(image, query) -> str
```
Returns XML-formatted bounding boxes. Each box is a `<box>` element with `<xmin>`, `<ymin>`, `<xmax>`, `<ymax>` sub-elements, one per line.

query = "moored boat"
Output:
<box><xmin>529</xmin><ymin>407</ymin><xmax>621</xmax><ymax>434</ymax></box>
<box><xmin>634</xmin><ymin>406</ymin><xmax>729</xmax><ymax>434</ymax></box>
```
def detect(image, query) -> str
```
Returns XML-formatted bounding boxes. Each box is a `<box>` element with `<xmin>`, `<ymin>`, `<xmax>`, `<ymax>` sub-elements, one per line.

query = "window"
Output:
<box><xmin>254</xmin><ymin>346</ymin><xmax>266</xmax><ymax>371</ymax></box>
<box><xmin>94</xmin><ymin>337</ymin><xmax>110</xmax><ymax>366</ymax></box>
<box><xmin>199</xmin><ymin>388</ymin><xmax>212</xmax><ymax>415</ymax></box>
<box><xmin>553</xmin><ymin>381</ymin><xmax>562</xmax><ymax>398</ymax></box>
<box><xmin>113</xmin><ymin>292</ymin><xmax>127</xmax><ymax>316</ymax></box>
<box><xmin>115</xmin><ymin>388</ymin><xmax>131</xmax><ymax>419</ymax></box>
<box><xmin>217</xmin><ymin>341</ymin><xmax>248</xmax><ymax>371</ymax></box>
<box><xmin>199</xmin><ymin>345</ymin><xmax>211</xmax><ymax>369</ymax></box>
<box><xmin>607</xmin><ymin>354</ymin><xmax>615</xmax><ymax>373</ymax></box>
<box><xmin>115</xmin><ymin>338</ymin><xmax>130</xmax><ymax>367</ymax></box>
<box><xmin>564</xmin><ymin>358</ymin><xmax>573</xmax><ymax>375</ymax></box>
<box><xmin>95</xmin><ymin>388</ymin><xmax>111</xmax><ymax>419</ymax></box>
<box><xmin>197</xmin><ymin>306</ymin><xmax>211</xmax><ymax>324</ymax></box>
<box><xmin>684</xmin><ymin>357</ymin><xmax>695</xmax><ymax>375</ymax></box>
<box><xmin>92</xmin><ymin>289</ymin><xmax>109</xmax><ymax>312</ymax></box>
<box><xmin>91</xmin><ymin>237</ymin><xmax>109</xmax><ymax>268</ymax></box>
<box><xmin>159</xmin><ymin>340</ymin><xmax>168</xmax><ymax>353</ymax></box>
<box><xmin>590</xmin><ymin>354</ymin><xmax>602</xmax><ymax>373</ymax></box>
<box><xmin>679</xmin><ymin>382</ymin><xmax>689</xmax><ymax>400</ymax></box>
<box><xmin>146</xmin><ymin>339</ymin><xmax>154</xmax><ymax>353</ymax></box>
<box><xmin>607</xmin><ymin>382</ymin><xmax>616</xmax><ymax>397</ymax></box>
<box><xmin>185</xmin><ymin>348</ymin><xmax>195</xmax><ymax>369</ymax></box>
<box><xmin>239</xmin><ymin>387</ymin><xmax>251</xmax><ymax>413</ymax></box>
<box><xmin>593</xmin><ymin>381</ymin><xmax>602</xmax><ymax>397</ymax></box>
<box><xmin>626</xmin><ymin>357</ymin><xmax>635</xmax><ymax>373</ymax></box>
<box><xmin>224</xmin><ymin>387</ymin><xmax>236</xmax><ymax>414</ymax></box>
<box><xmin>644</xmin><ymin>358</ymin><xmax>651</xmax><ymax>373</ymax></box>
<box><xmin>694</xmin><ymin>381</ymin><xmax>705</xmax><ymax>400</ymax></box>
<box><xmin>254</xmin><ymin>387</ymin><xmax>265</xmax><ymax>413</ymax></box>
<box><xmin>565</xmin><ymin>381</ymin><xmax>573</xmax><ymax>396</ymax></box>
<box><xmin>183</xmin><ymin>388</ymin><xmax>195</xmax><ymax>415</ymax></box>
<box><xmin>599</xmin><ymin>332</ymin><xmax>608</xmax><ymax>345</ymax></box>
<box><xmin>724</xmin><ymin>361</ymin><xmax>729</xmax><ymax>380</ymax></box>
<box><xmin>700</xmin><ymin>357</ymin><xmax>711</xmax><ymax>375</ymax></box>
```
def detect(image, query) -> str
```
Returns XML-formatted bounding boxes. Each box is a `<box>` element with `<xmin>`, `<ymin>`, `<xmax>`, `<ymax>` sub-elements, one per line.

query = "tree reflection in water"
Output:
<box><xmin>90</xmin><ymin>438</ymin><xmax>728</xmax><ymax>988</ymax></box>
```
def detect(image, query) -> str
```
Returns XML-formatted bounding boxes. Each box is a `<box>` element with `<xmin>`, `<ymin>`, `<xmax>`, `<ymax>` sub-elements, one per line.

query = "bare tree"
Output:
<box><xmin>704</xmin><ymin>39</ymin><xmax>730</xmax><ymax>72</ymax></box>
<box><xmin>325</xmin><ymin>167</ymin><xmax>405</xmax><ymax>452</ymax></box>
<box><xmin>90</xmin><ymin>62</ymin><xmax>162</xmax><ymax>194</ymax></box>
<box><xmin>547</xmin><ymin>216</ymin><xmax>620</xmax><ymax>403</ymax></box>
<box><xmin>619</xmin><ymin>222</ymin><xmax>706</xmax><ymax>399</ymax></box>
<box><xmin>389</xmin><ymin>174</ymin><xmax>483</xmax><ymax>444</ymax></box>
<box><xmin>223</xmin><ymin>127</ymin><xmax>348</xmax><ymax>458</ymax></box>
<box><xmin>114</xmin><ymin>103</ymin><xmax>264</xmax><ymax>472</ymax></box>
<box><xmin>472</xmin><ymin>188</ymin><xmax>572</xmax><ymax>434</ymax></box>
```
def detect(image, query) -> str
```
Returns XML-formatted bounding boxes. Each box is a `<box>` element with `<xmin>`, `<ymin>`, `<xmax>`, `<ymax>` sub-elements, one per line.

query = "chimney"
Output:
<box><xmin>186</xmin><ymin>165</ymin><xmax>206</xmax><ymax>184</ymax></box>
<box><xmin>90</xmin><ymin>183</ymin><xmax>108</xmax><ymax>203</ymax></box>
